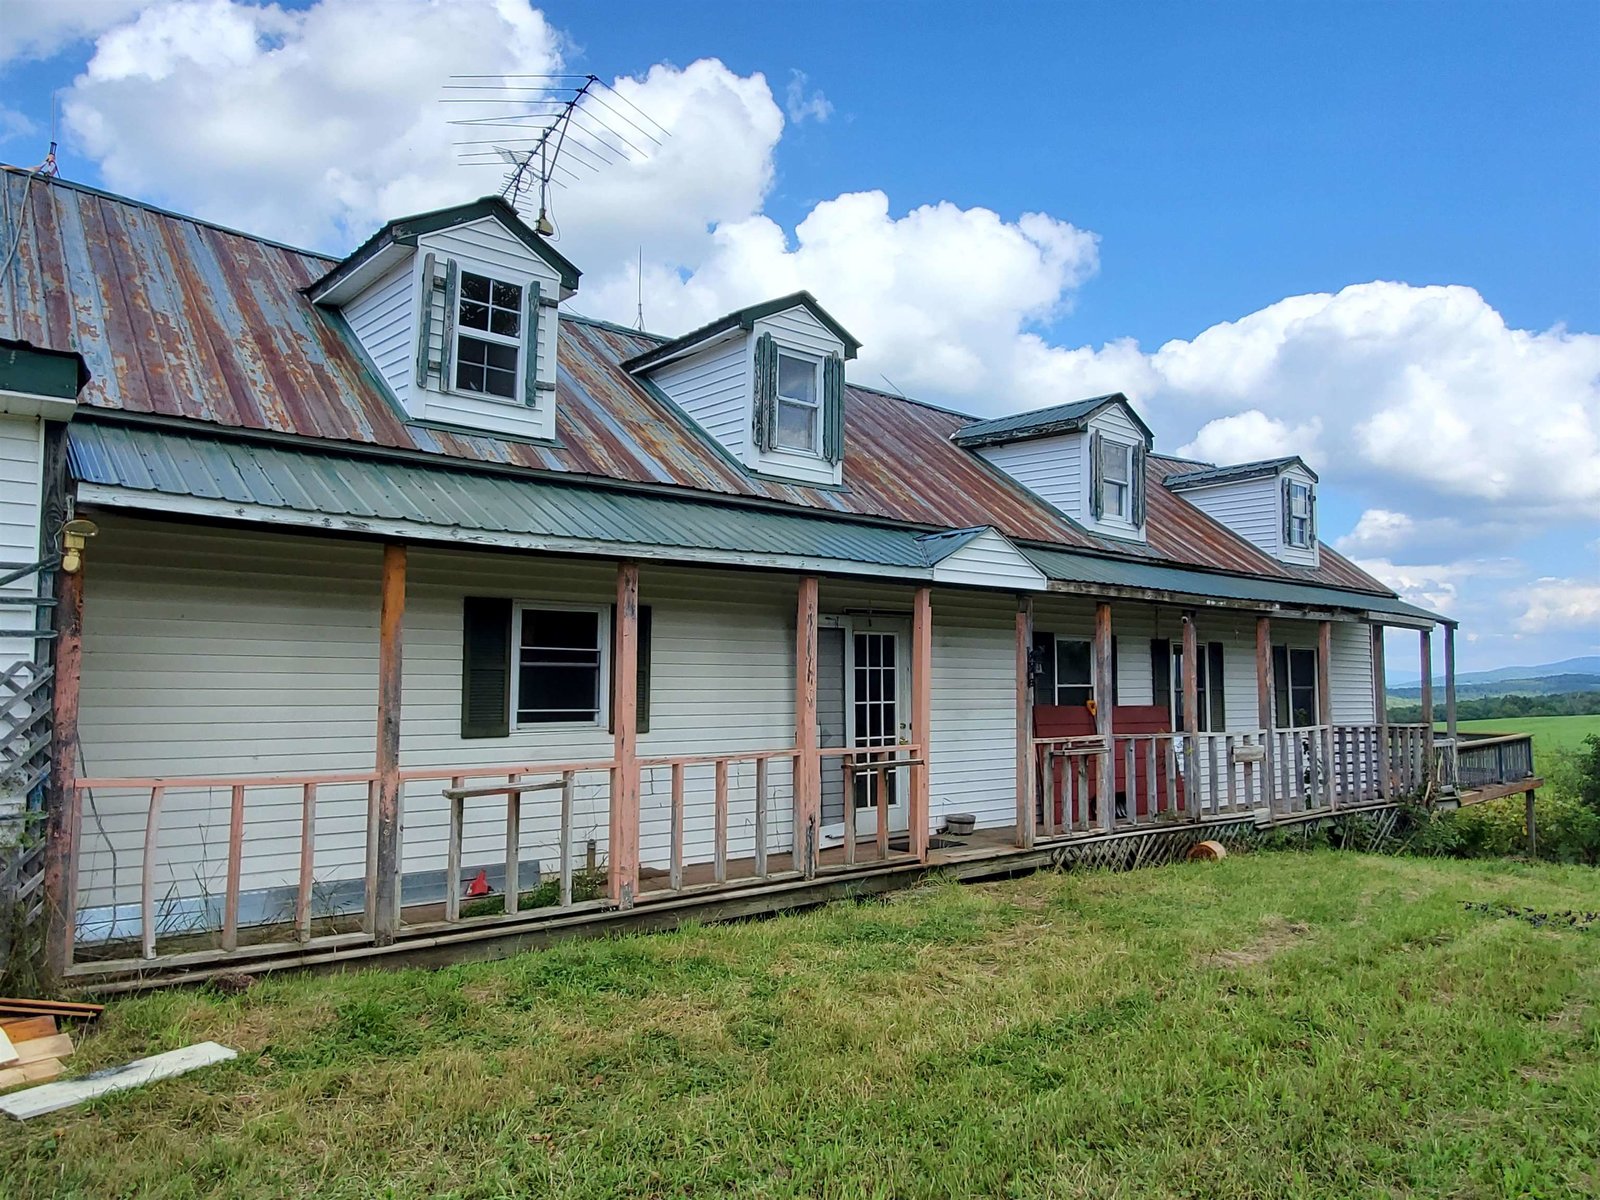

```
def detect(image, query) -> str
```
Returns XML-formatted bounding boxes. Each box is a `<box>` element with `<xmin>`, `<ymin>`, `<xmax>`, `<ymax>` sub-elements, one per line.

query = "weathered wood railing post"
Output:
<box><xmin>1443</xmin><ymin>621</ymin><xmax>1459</xmax><ymax>791</ymax></box>
<box><xmin>1256</xmin><ymin>616</ymin><xmax>1275</xmax><ymax>814</ymax></box>
<box><xmin>911</xmin><ymin>586</ymin><xmax>933</xmax><ymax>859</ymax></box>
<box><xmin>1015</xmin><ymin>595</ymin><xmax>1034</xmax><ymax>849</ymax></box>
<box><xmin>42</xmin><ymin>533</ymin><xmax>85</xmax><ymax>985</ymax></box>
<box><xmin>1317</xmin><ymin>621</ymin><xmax>1335</xmax><ymax>809</ymax></box>
<box><xmin>1419</xmin><ymin>627</ymin><xmax>1434</xmax><ymax>791</ymax></box>
<box><xmin>1181</xmin><ymin>611</ymin><xmax>1200</xmax><ymax>822</ymax></box>
<box><xmin>611</xmin><ymin>561</ymin><xmax>640</xmax><ymax>908</ymax></box>
<box><xmin>1094</xmin><ymin>602</ymin><xmax>1115</xmax><ymax>832</ymax></box>
<box><xmin>373</xmin><ymin>542</ymin><xmax>406</xmax><ymax>945</ymax></box>
<box><xmin>1372</xmin><ymin>624</ymin><xmax>1389</xmax><ymax>797</ymax></box>
<box><xmin>793</xmin><ymin>576</ymin><xmax>820</xmax><ymax>877</ymax></box>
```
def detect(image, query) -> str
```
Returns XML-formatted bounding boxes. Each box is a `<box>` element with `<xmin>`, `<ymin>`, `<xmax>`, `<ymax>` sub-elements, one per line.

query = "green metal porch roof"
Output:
<box><xmin>67</xmin><ymin>421</ymin><xmax>930</xmax><ymax>570</ymax></box>
<box><xmin>1021</xmin><ymin>543</ymin><xmax>1443</xmax><ymax>622</ymax></box>
<box><xmin>66</xmin><ymin>421</ymin><xmax>1442</xmax><ymax>622</ymax></box>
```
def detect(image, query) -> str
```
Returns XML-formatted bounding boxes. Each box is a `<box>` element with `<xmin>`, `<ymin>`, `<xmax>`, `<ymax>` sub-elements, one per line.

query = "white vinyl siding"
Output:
<box><xmin>74</xmin><ymin>515</ymin><xmax>382</xmax><ymax>934</ymax></box>
<box><xmin>926</xmin><ymin>590</ymin><xmax>1017</xmax><ymax>831</ymax></box>
<box><xmin>926</xmin><ymin>528</ymin><xmax>1048</xmax><ymax>591</ymax></box>
<box><xmin>342</xmin><ymin>259</ymin><xmax>415</xmax><ymax>406</ymax></box>
<box><xmin>976</xmin><ymin>433</ymin><xmax>1084</xmax><ymax>518</ymax></box>
<box><xmin>1176</xmin><ymin>475</ymin><xmax>1280</xmax><ymax>555</ymax></box>
<box><xmin>649</xmin><ymin>335</ymin><xmax>749</xmax><ymax>458</ymax></box>
<box><xmin>0</xmin><ymin>415</ymin><xmax>44</xmax><ymax>834</ymax></box>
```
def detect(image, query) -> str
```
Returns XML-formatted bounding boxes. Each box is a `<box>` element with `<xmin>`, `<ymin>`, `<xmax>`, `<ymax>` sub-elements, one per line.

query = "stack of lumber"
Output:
<box><xmin>0</xmin><ymin>998</ymin><xmax>103</xmax><ymax>1091</ymax></box>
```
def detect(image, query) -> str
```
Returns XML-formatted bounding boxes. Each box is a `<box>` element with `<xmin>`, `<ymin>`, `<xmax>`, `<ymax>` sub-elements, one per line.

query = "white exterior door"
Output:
<box><xmin>843</xmin><ymin>621</ymin><xmax>909</xmax><ymax>835</ymax></box>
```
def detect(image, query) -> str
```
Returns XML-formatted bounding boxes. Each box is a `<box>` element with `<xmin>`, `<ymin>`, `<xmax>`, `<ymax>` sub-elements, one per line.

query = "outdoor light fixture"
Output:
<box><xmin>60</xmin><ymin>518</ymin><xmax>97</xmax><ymax>574</ymax></box>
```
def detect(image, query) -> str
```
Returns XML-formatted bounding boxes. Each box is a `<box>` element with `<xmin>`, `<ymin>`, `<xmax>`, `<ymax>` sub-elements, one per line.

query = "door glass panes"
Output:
<box><xmin>852</xmin><ymin>631</ymin><xmax>898</xmax><ymax>809</ymax></box>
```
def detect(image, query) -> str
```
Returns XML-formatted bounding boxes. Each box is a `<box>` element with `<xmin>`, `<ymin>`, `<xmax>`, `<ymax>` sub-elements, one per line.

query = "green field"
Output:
<box><xmin>5</xmin><ymin>851</ymin><xmax>1600</xmax><ymax>1199</ymax></box>
<box><xmin>1440</xmin><ymin>713</ymin><xmax>1600</xmax><ymax>758</ymax></box>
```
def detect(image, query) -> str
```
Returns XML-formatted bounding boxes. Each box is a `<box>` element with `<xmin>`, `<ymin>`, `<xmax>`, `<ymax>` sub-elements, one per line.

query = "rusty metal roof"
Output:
<box><xmin>1163</xmin><ymin>455</ymin><xmax>1318</xmax><ymax>487</ymax></box>
<box><xmin>0</xmin><ymin>167</ymin><xmax>1396</xmax><ymax>599</ymax></box>
<box><xmin>951</xmin><ymin>392</ymin><xmax>1154</xmax><ymax>448</ymax></box>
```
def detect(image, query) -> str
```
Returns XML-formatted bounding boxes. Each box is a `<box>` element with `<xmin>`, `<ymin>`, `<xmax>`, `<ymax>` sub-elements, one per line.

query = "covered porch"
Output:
<box><xmin>33</xmin><ymin>456</ymin><xmax>1538</xmax><ymax>990</ymax></box>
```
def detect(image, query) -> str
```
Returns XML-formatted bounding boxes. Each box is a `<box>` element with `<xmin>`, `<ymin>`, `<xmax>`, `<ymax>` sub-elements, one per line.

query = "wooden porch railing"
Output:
<box><xmin>1453</xmin><ymin>733</ymin><xmax>1536</xmax><ymax>791</ymax></box>
<box><xmin>69</xmin><ymin>757</ymin><xmax>618</xmax><ymax>971</ymax></box>
<box><xmin>827</xmin><ymin>744</ymin><xmax>925</xmax><ymax>867</ymax></box>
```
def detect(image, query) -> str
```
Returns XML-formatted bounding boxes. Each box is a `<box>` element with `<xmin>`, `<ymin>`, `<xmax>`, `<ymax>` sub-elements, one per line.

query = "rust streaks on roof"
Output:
<box><xmin>0</xmin><ymin>168</ymin><xmax>1392</xmax><ymax>596</ymax></box>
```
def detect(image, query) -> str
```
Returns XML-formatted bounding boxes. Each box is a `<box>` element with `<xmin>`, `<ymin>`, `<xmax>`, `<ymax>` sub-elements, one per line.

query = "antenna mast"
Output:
<box><xmin>445</xmin><ymin>73</ymin><xmax>669</xmax><ymax>238</ymax></box>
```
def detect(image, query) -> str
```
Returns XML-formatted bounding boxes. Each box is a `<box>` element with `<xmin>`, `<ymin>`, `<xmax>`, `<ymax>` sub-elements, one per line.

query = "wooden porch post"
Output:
<box><xmin>1255</xmin><ymin>616</ymin><xmax>1275</xmax><ymax>813</ymax></box>
<box><xmin>610</xmin><ymin>561</ymin><xmax>640</xmax><ymax>908</ymax></box>
<box><xmin>1446</xmin><ymin>624</ymin><xmax>1459</xmax><ymax>748</ymax></box>
<box><xmin>1094</xmin><ymin>601</ymin><xmax>1114</xmax><ymax>832</ymax></box>
<box><xmin>910</xmin><ymin>586</ymin><xmax>933</xmax><ymax>861</ymax></box>
<box><xmin>1419</xmin><ymin>627</ymin><xmax>1434</xmax><ymax>788</ymax></box>
<box><xmin>793</xmin><ymin>576</ymin><xmax>820</xmax><ymax>877</ymax></box>
<box><xmin>42</xmin><ymin>551</ymin><xmax>85</xmax><ymax>984</ymax></box>
<box><xmin>372</xmin><ymin>543</ymin><xmax>407</xmax><ymax>945</ymax></box>
<box><xmin>1372</xmin><ymin>625</ymin><xmax>1390</xmax><ymax>797</ymax></box>
<box><xmin>1181</xmin><ymin>610</ymin><xmax>1200</xmax><ymax>821</ymax></box>
<box><xmin>1317</xmin><ymin>621</ymin><xmax>1336</xmax><ymax>807</ymax></box>
<box><xmin>1015</xmin><ymin>595</ymin><xmax>1034</xmax><ymax>849</ymax></box>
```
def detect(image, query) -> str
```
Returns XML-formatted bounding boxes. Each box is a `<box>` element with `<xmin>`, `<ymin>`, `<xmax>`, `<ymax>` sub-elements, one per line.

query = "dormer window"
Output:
<box><xmin>1088</xmin><ymin>428</ymin><xmax>1146</xmax><ymax>531</ymax></box>
<box><xmin>776</xmin><ymin>350</ymin><xmax>822</xmax><ymax>454</ymax></box>
<box><xmin>1286</xmin><ymin>481</ymin><xmax>1312</xmax><ymax>547</ymax></box>
<box><xmin>454</xmin><ymin>272</ymin><xmax>523</xmax><ymax>400</ymax></box>
<box><xmin>1099</xmin><ymin>437</ymin><xmax>1134</xmax><ymax>520</ymax></box>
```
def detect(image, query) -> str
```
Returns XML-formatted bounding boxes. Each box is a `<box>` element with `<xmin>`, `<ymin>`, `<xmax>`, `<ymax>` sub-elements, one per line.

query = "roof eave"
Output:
<box><xmin>624</xmin><ymin>291</ymin><xmax>862</xmax><ymax>374</ymax></box>
<box><xmin>306</xmin><ymin>197</ymin><xmax>582</xmax><ymax>304</ymax></box>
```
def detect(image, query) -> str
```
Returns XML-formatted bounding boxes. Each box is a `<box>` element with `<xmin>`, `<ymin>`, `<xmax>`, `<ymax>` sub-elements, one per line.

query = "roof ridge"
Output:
<box><xmin>2</xmin><ymin>165</ymin><xmax>339</xmax><ymax>263</ymax></box>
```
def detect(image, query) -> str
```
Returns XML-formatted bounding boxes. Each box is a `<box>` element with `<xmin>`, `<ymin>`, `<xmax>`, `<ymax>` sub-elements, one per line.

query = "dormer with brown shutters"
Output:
<box><xmin>308</xmin><ymin>198</ymin><xmax>582</xmax><ymax>443</ymax></box>
<box><xmin>625</xmin><ymin>293</ymin><xmax>858</xmax><ymax>488</ymax></box>
<box><xmin>952</xmin><ymin>393</ymin><xmax>1154</xmax><ymax>543</ymax></box>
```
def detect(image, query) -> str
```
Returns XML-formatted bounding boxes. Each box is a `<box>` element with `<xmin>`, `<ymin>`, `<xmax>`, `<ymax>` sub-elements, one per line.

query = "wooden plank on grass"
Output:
<box><xmin>0</xmin><ymin>998</ymin><xmax>102</xmax><ymax>1019</ymax></box>
<box><xmin>1</xmin><ymin>1042</ymin><xmax>237</xmax><ymax>1120</ymax></box>
<box><xmin>0</xmin><ymin>1059</ymin><xmax>62</xmax><ymax>1090</ymax></box>
<box><xmin>10</xmin><ymin>1034</ymin><xmax>72</xmax><ymax>1065</ymax></box>
<box><xmin>0</xmin><ymin>1017</ymin><xmax>55</xmax><ymax>1044</ymax></box>
<box><xmin>0</xmin><ymin>1026</ymin><xmax>15</xmax><ymax>1067</ymax></box>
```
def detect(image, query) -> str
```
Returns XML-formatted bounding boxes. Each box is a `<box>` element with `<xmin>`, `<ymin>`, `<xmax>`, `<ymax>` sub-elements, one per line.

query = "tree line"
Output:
<box><xmin>1388</xmin><ymin>689</ymin><xmax>1600</xmax><ymax>724</ymax></box>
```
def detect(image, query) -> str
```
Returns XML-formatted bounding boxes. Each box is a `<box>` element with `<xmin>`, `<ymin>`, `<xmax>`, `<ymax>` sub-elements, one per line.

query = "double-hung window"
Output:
<box><xmin>1054</xmin><ymin>638</ymin><xmax>1094</xmax><ymax>706</ymax></box>
<box><xmin>455</xmin><ymin>271</ymin><xmax>523</xmax><ymax>401</ymax></box>
<box><xmin>1171</xmin><ymin>644</ymin><xmax>1223</xmax><ymax>732</ymax></box>
<box><xmin>1099</xmin><ymin>439</ymin><xmax>1133</xmax><ymax>521</ymax></box>
<box><xmin>1287</xmin><ymin>482</ymin><xmax>1312</xmax><ymax>547</ymax></box>
<box><xmin>1273</xmin><ymin>645</ymin><xmax>1318</xmax><ymax>727</ymax></box>
<box><xmin>512</xmin><ymin>605</ymin><xmax>608</xmax><ymax>725</ymax></box>
<box><xmin>775</xmin><ymin>350</ymin><xmax>822</xmax><ymax>454</ymax></box>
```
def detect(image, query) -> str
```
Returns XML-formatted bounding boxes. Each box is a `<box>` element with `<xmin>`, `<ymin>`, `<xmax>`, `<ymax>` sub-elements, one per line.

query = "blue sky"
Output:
<box><xmin>538</xmin><ymin>0</ymin><xmax>1600</xmax><ymax>346</ymax></box>
<box><xmin>1</xmin><ymin>0</ymin><xmax>1596</xmax><ymax>673</ymax></box>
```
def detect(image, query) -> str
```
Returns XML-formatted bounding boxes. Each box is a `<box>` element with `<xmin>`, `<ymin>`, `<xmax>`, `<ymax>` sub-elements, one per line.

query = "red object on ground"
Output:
<box><xmin>465</xmin><ymin>868</ymin><xmax>491</xmax><ymax>897</ymax></box>
<box><xmin>1033</xmin><ymin>704</ymin><xmax>1187</xmax><ymax>824</ymax></box>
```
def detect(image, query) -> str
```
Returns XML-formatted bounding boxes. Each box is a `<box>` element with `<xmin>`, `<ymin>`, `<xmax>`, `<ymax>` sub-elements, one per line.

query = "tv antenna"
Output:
<box><xmin>444</xmin><ymin>73</ymin><xmax>669</xmax><ymax>237</ymax></box>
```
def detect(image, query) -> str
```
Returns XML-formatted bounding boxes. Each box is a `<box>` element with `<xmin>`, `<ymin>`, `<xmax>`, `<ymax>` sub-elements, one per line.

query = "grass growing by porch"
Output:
<box><xmin>5</xmin><ymin>851</ymin><xmax>1600</xmax><ymax>1199</ymax></box>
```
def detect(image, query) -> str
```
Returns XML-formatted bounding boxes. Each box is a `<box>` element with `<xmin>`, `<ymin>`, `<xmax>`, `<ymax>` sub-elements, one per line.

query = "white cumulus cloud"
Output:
<box><xmin>1515</xmin><ymin>579</ymin><xmax>1600</xmax><ymax>634</ymax></box>
<box><xmin>0</xmin><ymin>0</ymin><xmax>149</xmax><ymax>66</ymax></box>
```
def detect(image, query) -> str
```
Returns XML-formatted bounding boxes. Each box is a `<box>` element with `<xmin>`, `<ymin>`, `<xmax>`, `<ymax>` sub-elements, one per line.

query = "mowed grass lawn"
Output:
<box><xmin>5</xmin><ymin>852</ymin><xmax>1600</xmax><ymax>1199</ymax></box>
<box><xmin>1442</xmin><ymin>713</ymin><xmax>1600</xmax><ymax>758</ymax></box>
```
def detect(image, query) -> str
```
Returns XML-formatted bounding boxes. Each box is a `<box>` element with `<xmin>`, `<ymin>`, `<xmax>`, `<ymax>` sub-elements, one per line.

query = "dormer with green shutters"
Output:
<box><xmin>1163</xmin><ymin>455</ymin><xmax>1320</xmax><ymax>567</ymax></box>
<box><xmin>308</xmin><ymin>197</ymin><xmax>582</xmax><ymax>443</ymax></box>
<box><xmin>625</xmin><ymin>293</ymin><xmax>859</xmax><ymax>488</ymax></box>
<box><xmin>952</xmin><ymin>393</ymin><xmax>1155</xmax><ymax>543</ymax></box>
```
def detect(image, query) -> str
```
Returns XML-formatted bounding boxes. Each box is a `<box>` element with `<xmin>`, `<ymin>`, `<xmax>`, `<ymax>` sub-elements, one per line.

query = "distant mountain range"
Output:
<box><xmin>1389</xmin><ymin>656</ymin><xmax>1600</xmax><ymax>698</ymax></box>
